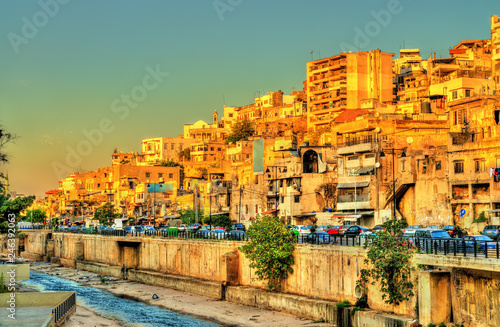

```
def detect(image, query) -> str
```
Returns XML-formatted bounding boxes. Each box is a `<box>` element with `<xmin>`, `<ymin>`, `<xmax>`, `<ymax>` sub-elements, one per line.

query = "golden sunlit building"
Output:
<box><xmin>306</xmin><ymin>49</ymin><xmax>394</xmax><ymax>129</ymax></box>
<box><xmin>492</xmin><ymin>14</ymin><xmax>500</xmax><ymax>90</ymax></box>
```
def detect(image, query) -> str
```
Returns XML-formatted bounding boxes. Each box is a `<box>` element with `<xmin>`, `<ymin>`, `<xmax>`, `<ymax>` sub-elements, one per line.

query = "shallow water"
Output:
<box><xmin>20</xmin><ymin>271</ymin><xmax>221</xmax><ymax>327</ymax></box>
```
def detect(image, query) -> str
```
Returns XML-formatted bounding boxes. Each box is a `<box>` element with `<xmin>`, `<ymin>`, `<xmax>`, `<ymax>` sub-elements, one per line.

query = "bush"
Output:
<box><xmin>336</xmin><ymin>300</ymin><xmax>351</xmax><ymax>307</ymax></box>
<box><xmin>239</xmin><ymin>215</ymin><xmax>294</xmax><ymax>290</ymax></box>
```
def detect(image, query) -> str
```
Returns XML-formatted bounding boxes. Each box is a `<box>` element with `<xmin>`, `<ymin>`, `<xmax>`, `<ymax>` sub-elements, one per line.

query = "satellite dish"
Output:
<box><xmin>375</xmin><ymin>162</ymin><xmax>381</xmax><ymax>168</ymax></box>
<box><xmin>407</xmin><ymin>137</ymin><xmax>414</xmax><ymax>144</ymax></box>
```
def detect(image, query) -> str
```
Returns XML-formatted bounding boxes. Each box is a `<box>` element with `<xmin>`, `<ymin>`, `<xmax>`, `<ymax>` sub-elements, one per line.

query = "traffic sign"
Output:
<box><xmin>459</xmin><ymin>209</ymin><xmax>466</xmax><ymax>217</ymax></box>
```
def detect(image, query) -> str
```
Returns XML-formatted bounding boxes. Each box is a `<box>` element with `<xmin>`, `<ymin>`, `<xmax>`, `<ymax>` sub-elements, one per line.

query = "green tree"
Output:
<box><xmin>225</xmin><ymin>117</ymin><xmax>255</xmax><ymax>144</ymax></box>
<box><xmin>0</xmin><ymin>127</ymin><xmax>16</xmax><ymax>193</ymax></box>
<box><xmin>358</xmin><ymin>219</ymin><xmax>415</xmax><ymax>305</ymax></box>
<box><xmin>240</xmin><ymin>215</ymin><xmax>295</xmax><ymax>290</ymax></box>
<box><xmin>178</xmin><ymin>148</ymin><xmax>191</xmax><ymax>161</ymax></box>
<box><xmin>159</xmin><ymin>160</ymin><xmax>181</xmax><ymax>167</ymax></box>
<box><xmin>93</xmin><ymin>202</ymin><xmax>120</xmax><ymax>226</ymax></box>
<box><xmin>25</xmin><ymin>209</ymin><xmax>47</xmax><ymax>223</ymax></box>
<box><xmin>0</xmin><ymin>195</ymin><xmax>35</xmax><ymax>233</ymax></box>
<box><xmin>202</xmin><ymin>214</ymin><xmax>231</xmax><ymax>229</ymax></box>
<box><xmin>179</xmin><ymin>208</ymin><xmax>204</xmax><ymax>225</ymax></box>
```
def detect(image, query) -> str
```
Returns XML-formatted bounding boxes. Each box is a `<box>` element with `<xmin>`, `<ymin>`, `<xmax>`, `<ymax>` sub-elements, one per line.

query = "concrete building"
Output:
<box><xmin>492</xmin><ymin>14</ymin><xmax>500</xmax><ymax>90</ymax></box>
<box><xmin>141</xmin><ymin>137</ymin><xmax>196</xmax><ymax>163</ymax></box>
<box><xmin>306</xmin><ymin>50</ymin><xmax>394</xmax><ymax>129</ymax></box>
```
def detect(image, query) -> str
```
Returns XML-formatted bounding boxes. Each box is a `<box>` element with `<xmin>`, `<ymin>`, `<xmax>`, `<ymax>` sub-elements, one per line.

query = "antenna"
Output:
<box><xmin>222</xmin><ymin>94</ymin><xmax>226</xmax><ymax>106</ymax></box>
<box><xmin>310</xmin><ymin>50</ymin><xmax>314</xmax><ymax>61</ymax></box>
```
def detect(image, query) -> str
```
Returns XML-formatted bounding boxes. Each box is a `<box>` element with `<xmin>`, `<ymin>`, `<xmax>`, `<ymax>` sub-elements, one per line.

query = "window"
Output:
<box><xmin>228</xmin><ymin>113</ymin><xmax>233</xmax><ymax>117</ymax></box>
<box><xmin>436</xmin><ymin>161</ymin><xmax>442</xmax><ymax>171</ymax></box>
<box><xmin>164</xmin><ymin>144</ymin><xmax>167</xmax><ymax>149</ymax></box>
<box><xmin>365</xmin><ymin>153</ymin><xmax>375</xmax><ymax>159</ymax></box>
<box><xmin>280</xmin><ymin>196</ymin><xmax>284</xmax><ymax>203</ymax></box>
<box><xmin>148</xmin><ymin>146</ymin><xmax>152</xmax><ymax>151</ymax></box>
<box><xmin>348</xmin><ymin>155</ymin><xmax>359</xmax><ymax>161</ymax></box>
<box><xmin>465</xmin><ymin>89</ymin><xmax>471</xmax><ymax>97</ymax></box>
<box><xmin>169</xmin><ymin>173</ymin><xmax>173</xmax><ymax>178</ymax></box>
<box><xmin>454</xmin><ymin>161</ymin><xmax>464</xmax><ymax>174</ymax></box>
<box><xmin>452</xmin><ymin>91</ymin><xmax>458</xmax><ymax>99</ymax></box>
<box><xmin>294</xmin><ymin>195</ymin><xmax>300</xmax><ymax>203</ymax></box>
<box><xmin>104</xmin><ymin>173</ymin><xmax>107</xmax><ymax>177</ymax></box>
<box><xmin>210</xmin><ymin>147</ymin><xmax>214</xmax><ymax>151</ymax></box>
<box><xmin>158</xmin><ymin>173</ymin><xmax>163</xmax><ymax>178</ymax></box>
<box><xmin>255</xmin><ymin>205</ymin><xmax>258</xmax><ymax>213</ymax></box>
<box><xmin>179</xmin><ymin>144</ymin><xmax>183</xmax><ymax>150</ymax></box>
<box><xmin>171</xmin><ymin>144</ymin><xmax>174</xmax><ymax>150</ymax></box>
<box><xmin>401</xmin><ymin>160</ymin><xmax>406</xmax><ymax>171</ymax></box>
<box><xmin>474</xmin><ymin>159</ymin><xmax>486</xmax><ymax>173</ymax></box>
<box><xmin>145</xmin><ymin>172</ymin><xmax>150</xmax><ymax>178</ymax></box>
<box><xmin>245</xmin><ymin>205</ymin><xmax>248</xmax><ymax>214</ymax></box>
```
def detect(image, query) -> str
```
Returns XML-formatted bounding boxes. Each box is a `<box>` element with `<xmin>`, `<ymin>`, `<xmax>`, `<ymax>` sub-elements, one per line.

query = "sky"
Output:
<box><xmin>1</xmin><ymin>0</ymin><xmax>499</xmax><ymax>198</ymax></box>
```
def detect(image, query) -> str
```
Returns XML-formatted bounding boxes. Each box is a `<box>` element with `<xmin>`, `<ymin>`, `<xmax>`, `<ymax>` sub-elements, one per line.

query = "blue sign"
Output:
<box><xmin>459</xmin><ymin>209</ymin><xmax>466</xmax><ymax>217</ymax></box>
<box><xmin>147</xmin><ymin>183</ymin><xmax>173</xmax><ymax>193</ymax></box>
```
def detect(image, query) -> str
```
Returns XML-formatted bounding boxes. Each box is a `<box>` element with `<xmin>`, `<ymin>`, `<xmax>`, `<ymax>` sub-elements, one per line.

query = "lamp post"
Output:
<box><xmin>265</xmin><ymin>166</ymin><xmax>288</xmax><ymax>217</ymax></box>
<box><xmin>380</xmin><ymin>148</ymin><xmax>407</xmax><ymax>219</ymax></box>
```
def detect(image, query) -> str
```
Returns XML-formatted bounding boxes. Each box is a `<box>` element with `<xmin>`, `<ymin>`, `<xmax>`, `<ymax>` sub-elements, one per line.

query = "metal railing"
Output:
<box><xmin>52</xmin><ymin>292</ymin><xmax>76</xmax><ymax>325</ymax></box>
<box><xmin>45</xmin><ymin>228</ymin><xmax>500</xmax><ymax>259</ymax></box>
<box><xmin>415</xmin><ymin>237</ymin><xmax>500</xmax><ymax>259</ymax></box>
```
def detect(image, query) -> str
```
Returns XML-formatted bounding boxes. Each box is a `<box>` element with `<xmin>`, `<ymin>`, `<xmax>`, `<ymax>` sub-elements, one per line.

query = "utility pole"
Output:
<box><xmin>194</xmin><ymin>186</ymin><xmax>198</xmax><ymax>224</ymax></box>
<box><xmin>239</xmin><ymin>185</ymin><xmax>243</xmax><ymax>223</ymax></box>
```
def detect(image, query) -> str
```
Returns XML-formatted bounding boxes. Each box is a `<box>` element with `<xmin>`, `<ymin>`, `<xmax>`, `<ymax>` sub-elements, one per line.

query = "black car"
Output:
<box><xmin>231</xmin><ymin>223</ymin><xmax>246</xmax><ymax>231</ymax></box>
<box><xmin>442</xmin><ymin>225</ymin><xmax>467</xmax><ymax>238</ymax></box>
<box><xmin>343</xmin><ymin>226</ymin><xmax>371</xmax><ymax>237</ymax></box>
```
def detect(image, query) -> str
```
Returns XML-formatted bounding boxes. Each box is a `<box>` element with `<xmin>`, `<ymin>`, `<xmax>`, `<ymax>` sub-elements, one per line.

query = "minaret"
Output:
<box><xmin>213</xmin><ymin>110</ymin><xmax>219</xmax><ymax>126</ymax></box>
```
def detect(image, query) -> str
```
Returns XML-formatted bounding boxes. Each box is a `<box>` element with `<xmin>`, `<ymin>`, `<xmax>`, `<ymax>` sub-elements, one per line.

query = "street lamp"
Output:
<box><xmin>265</xmin><ymin>166</ymin><xmax>288</xmax><ymax>217</ymax></box>
<box><xmin>380</xmin><ymin>148</ymin><xmax>407</xmax><ymax>219</ymax></box>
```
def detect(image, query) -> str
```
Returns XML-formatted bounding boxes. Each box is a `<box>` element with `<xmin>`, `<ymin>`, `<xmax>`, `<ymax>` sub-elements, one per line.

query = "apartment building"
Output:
<box><xmin>492</xmin><ymin>15</ymin><xmax>500</xmax><ymax>90</ymax></box>
<box><xmin>306</xmin><ymin>49</ymin><xmax>394</xmax><ymax>129</ymax></box>
<box><xmin>141</xmin><ymin>137</ymin><xmax>196</xmax><ymax>163</ymax></box>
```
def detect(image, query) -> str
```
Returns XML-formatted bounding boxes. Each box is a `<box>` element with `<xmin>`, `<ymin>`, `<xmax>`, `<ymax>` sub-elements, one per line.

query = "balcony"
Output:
<box><xmin>337</xmin><ymin>193</ymin><xmax>372</xmax><ymax>210</ymax></box>
<box><xmin>337</xmin><ymin>136</ymin><xmax>378</xmax><ymax>155</ymax></box>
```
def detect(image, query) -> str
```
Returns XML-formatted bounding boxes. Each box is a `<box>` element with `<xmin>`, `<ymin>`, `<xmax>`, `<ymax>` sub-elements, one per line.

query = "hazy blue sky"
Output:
<box><xmin>1</xmin><ymin>0</ymin><xmax>499</xmax><ymax>197</ymax></box>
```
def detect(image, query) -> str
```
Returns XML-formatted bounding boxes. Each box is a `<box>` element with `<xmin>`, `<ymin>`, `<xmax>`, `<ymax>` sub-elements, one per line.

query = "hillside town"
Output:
<box><xmin>20</xmin><ymin>14</ymin><xmax>500</xmax><ymax>234</ymax></box>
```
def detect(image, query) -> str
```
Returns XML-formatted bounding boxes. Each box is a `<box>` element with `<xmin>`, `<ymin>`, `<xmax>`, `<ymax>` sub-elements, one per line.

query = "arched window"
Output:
<box><xmin>303</xmin><ymin>150</ymin><xmax>318</xmax><ymax>173</ymax></box>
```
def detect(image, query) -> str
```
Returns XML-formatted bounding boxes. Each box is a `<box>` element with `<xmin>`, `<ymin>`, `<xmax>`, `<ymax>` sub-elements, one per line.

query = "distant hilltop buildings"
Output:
<box><xmin>42</xmin><ymin>15</ymin><xmax>500</xmax><ymax>233</ymax></box>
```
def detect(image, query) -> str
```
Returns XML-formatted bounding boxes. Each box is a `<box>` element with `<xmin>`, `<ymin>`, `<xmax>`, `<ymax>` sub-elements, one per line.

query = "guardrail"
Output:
<box><xmin>52</xmin><ymin>292</ymin><xmax>76</xmax><ymax>326</ymax></box>
<box><xmin>415</xmin><ymin>237</ymin><xmax>500</xmax><ymax>259</ymax></box>
<box><xmin>46</xmin><ymin>229</ymin><xmax>500</xmax><ymax>259</ymax></box>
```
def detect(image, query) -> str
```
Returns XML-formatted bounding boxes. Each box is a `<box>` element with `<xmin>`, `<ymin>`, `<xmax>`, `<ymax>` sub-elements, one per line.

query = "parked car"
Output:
<box><xmin>403</xmin><ymin>225</ymin><xmax>423</xmax><ymax>235</ymax></box>
<box><xmin>327</xmin><ymin>225</ymin><xmax>342</xmax><ymax>235</ymax></box>
<box><xmin>231</xmin><ymin>223</ymin><xmax>246</xmax><ymax>231</ymax></box>
<box><xmin>124</xmin><ymin>226</ymin><xmax>133</xmax><ymax>234</ymax></box>
<box><xmin>338</xmin><ymin>225</ymin><xmax>352</xmax><ymax>235</ymax></box>
<box><xmin>316</xmin><ymin>225</ymin><xmax>334</xmax><ymax>233</ymax></box>
<box><xmin>307</xmin><ymin>225</ymin><xmax>318</xmax><ymax>232</ymax></box>
<box><xmin>442</xmin><ymin>225</ymin><xmax>467</xmax><ymax>238</ymax></box>
<box><xmin>227</xmin><ymin>230</ymin><xmax>246</xmax><ymax>241</ymax></box>
<box><xmin>461</xmin><ymin>235</ymin><xmax>496</xmax><ymax>251</ymax></box>
<box><xmin>305</xmin><ymin>232</ymin><xmax>331</xmax><ymax>244</ymax></box>
<box><xmin>291</xmin><ymin>225</ymin><xmax>311</xmax><ymax>235</ymax></box>
<box><xmin>414</xmin><ymin>229</ymin><xmax>451</xmax><ymax>238</ymax></box>
<box><xmin>144</xmin><ymin>225</ymin><xmax>156</xmax><ymax>233</ymax></box>
<box><xmin>134</xmin><ymin>226</ymin><xmax>145</xmax><ymax>235</ymax></box>
<box><xmin>482</xmin><ymin>225</ymin><xmax>500</xmax><ymax>240</ymax></box>
<box><xmin>187</xmin><ymin>223</ymin><xmax>201</xmax><ymax>232</ymax></box>
<box><xmin>372</xmin><ymin>225</ymin><xmax>385</xmax><ymax>233</ymax></box>
<box><xmin>195</xmin><ymin>229</ymin><xmax>210</xmax><ymax>239</ymax></box>
<box><xmin>178</xmin><ymin>224</ymin><xmax>187</xmax><ymax>232</ymax></box>
<box><xmin>343</xmin><ymin>226</ymin><xmax>371</xmax><ymax>237</ymax></box>
<box><xmin>210</xmin><ymin>229</ymin><xmax>226</xmax><ymax>239</ymax></box>
<box><xmin>200</xmin><ymin>225</ymin><xmax>215</xmax><ymax>230</ymax></box>
<box><xmin>425</xmin><ymin>225</ymin><xmax>443</xmax><ymax>230</ymax></box>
